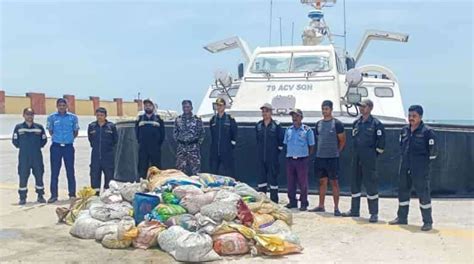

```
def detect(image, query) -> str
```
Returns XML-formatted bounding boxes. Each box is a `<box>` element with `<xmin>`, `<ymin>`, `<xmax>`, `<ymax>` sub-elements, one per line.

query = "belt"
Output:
<box><xmin>287</xmin><ymin>156</ymin><xmax>308</xmax><ymax>160</ymax></box>
<box><xmin>52</xmin><ymin>142</ymin><xmax>73</xmax><ymax>147</ymax></box>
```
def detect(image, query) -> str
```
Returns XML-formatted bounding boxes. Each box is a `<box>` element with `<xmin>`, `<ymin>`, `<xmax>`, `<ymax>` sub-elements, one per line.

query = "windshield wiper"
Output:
<box><xmin>304</xmin><ymin>71</ymin><xmax>315</xmax><ymax>79</ymax></box>
<box><xmin>260</xmin><ymin>70</ymin><xmax>272</xmax><ymax>80</ymax></box>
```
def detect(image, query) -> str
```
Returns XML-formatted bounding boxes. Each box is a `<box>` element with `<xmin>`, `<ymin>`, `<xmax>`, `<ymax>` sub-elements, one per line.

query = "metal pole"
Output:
<box><xmin>343</xmin><ymin>0</ymin><xmax>347</xmax><ymax>53</ymax></box>
<box><xmin>279</xmin><ymin>17</ymin><xmax>282</xmax><ymax>46</ymax></box>
<box><xmin>269</xmin><ymin>0</ymin><xmax>273</xmax><ymax>46</ymax></box>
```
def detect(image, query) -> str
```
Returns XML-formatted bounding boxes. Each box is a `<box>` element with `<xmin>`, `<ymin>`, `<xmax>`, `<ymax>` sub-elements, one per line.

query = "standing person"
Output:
<box><xmin>46</xmin><ymin>98</ymin><xmax>80</xmax><ymax>203</ymax></box>
<box><xmin>389</xmin><ymin>105</ymin><xmax>437</xmax><ymax>231</ymax></box>
<box><xmin>209</xmin><ymin>98</ymin><xmax>238</xmax><ymax>178</ymax></box>
<box><xmin>283</xmin><ymin>109</ymin><xmax>315</xmax><ymax>211</ymax></box>
<box><xmin>341</xmin><ymin>99</ymin><xmax>385</xmax><ymax>223</ymax></box>
<box><xmin>310</xmin><ymin>100</ymin><xmax>346</xmax><ymax>216</ymax></box>
<box><xmin>135</xmin><ymin>98</ymin><xmax>165</xmax><ymax>180</ymax></box>
<box><xmin>173</xmin><ymin>100</ymin><xmax>205</xmax><ymax>175</ymax></box>
<box><xmin>256</xmin><ymin>103</ymin><xmax>284</xmax><ymax>203</ymax></box>
<box><xmin>12</xmin><ymin>108</ymin><xmax>47</xmax><ymax>205</ymax></box>
<box><xmin>88</xmin><ymin>107</ymin><xmax>118</xmax><ymax>195</ymax></box>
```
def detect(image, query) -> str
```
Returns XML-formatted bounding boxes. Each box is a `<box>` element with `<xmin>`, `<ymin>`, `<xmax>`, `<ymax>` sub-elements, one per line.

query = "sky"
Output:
<box><xmin>0</xmin><ymin>0</ymin><xmax>472</xmax><ymax>120</ymax></box>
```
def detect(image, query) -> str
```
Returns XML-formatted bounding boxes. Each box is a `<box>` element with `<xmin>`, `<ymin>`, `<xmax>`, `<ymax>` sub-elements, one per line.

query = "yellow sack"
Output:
<box><xmin>247</xmin><ymin>200</ymin><xmax>275</xmax><ymax>214</ymax></box>
<box><xmin>63</xmin><ymin>187</ymin><xmax>97</xmax><ymax>225</ymax></box>
<box><xmin>228</xmin><ymin>223</ymin><xmax>286</xmax><ymax>253</ymax></box>
<box><xmin>256</xmin><ymin>241</ymin><xmax>303</xmax><ymax>256</ymax></box>
<box><xmin>122</xmin><ymin>227</ymin><xmax>139</xmax><ymax>240</ymax></box>
<box><xmin>146</xmin><ymin>166</ymin><xmax>189</xmax><ymax>191</ymax></box>
<box><xmin>252</xmin><ymin>213</ymin><xmax>275</xmax><ymax>230</ymax></box>
<box><xmin>213</xmin><ymin>222</ymin><xmax>236</xmax><ymax>236</ymax></box>
<box><xmin>271</xmin><ymin>207</ymin><xmax>293</xmax><ymax>226</ymax></box>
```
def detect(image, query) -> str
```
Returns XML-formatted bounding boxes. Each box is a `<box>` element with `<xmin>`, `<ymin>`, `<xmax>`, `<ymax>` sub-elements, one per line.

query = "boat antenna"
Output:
<box><xmin>268</xmin><ymin>0</ymin><xmax>273</xmax><ymax>46</ymax></box>
<box><xmin>279</xmin><ymin>17</ymin><xmax>283</xmax><ymax>46</ymax></box>
<box><xmin>343</xmin><ymin>0</ymin><xmax>347</xmax><ymax>53</ymax></box>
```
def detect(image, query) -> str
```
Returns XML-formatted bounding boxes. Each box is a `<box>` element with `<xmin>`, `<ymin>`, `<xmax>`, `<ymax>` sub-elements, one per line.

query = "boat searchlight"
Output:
<box><xmin>343</xmin><ymin>68</ymin><xmax>363</xmax><ymax>116</ymax></box>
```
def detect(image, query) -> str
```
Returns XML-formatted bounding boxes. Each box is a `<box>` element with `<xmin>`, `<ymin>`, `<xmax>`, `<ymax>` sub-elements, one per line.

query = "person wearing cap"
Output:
<box><xmin>173</xmin><ymin>100</ymin><xmax>205</xmax><ymax>175</ymax></box>
<box><xmin>255</xmin><ymin>103</ymin><xmax>284</xmax><ymax>203</ymax></box>
<box><xmin>310</xmin><ymin>100</ymin><xmax>346</xmax><ymax>216</ymax></box>
<box><xmin>209</xmin><ymin>98</ymin><xmax>238</xmax><ymax>177</ymax></box>
<box><xmin>12</xmin><ymin>108</ymin><xmax>47</xmax><ymax>205</ymax></box>
<box><xmin>88</xmin><ymin>107</ymin><xmax>118</xmax><ymax>195</ymax></box>
<box><xmin>341</xmin><ymin>99</ymin><xmax>385</xmax><ymax>223</ymax></box>
<box><xmin>389</xmin><ymin>105</ymin><xmax>437</xmax><ymax>231</ymax></box>
<box><xmin>283</xmin><ymin>108</ymin><xmax>315</xmax><ymax>211</ymax></box>
<box><xmin>46</xmin><ymin>98</ymin><xmax>80</xmax><ymax>203</ymax></box>
<box><xmin>135</xmin><ymin>98</ymin><xmax>165</xmax><ymax>180</ymax></box>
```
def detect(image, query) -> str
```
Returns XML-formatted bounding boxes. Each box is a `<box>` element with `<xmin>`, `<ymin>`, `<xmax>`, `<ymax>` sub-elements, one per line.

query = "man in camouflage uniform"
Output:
<box><xmin>173</xmin><ymin>100</ymin><xmax>205</xmax><ymax>175</ymax></box>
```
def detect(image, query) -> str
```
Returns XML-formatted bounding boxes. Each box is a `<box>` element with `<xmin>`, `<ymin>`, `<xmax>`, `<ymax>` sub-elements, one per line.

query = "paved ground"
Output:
<box><xmin>0</xmin><ymin>138</ymin><xmax>473</xmax><ymax>263</ymax></box>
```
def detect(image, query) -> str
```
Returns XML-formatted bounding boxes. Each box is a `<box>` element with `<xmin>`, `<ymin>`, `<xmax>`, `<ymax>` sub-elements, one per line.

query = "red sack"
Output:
<box><xmin>237</xmin><ymin>199</ymin><xmax>254</xmax><ymax>227</ymax></box>
<box><xmin>213</xmin><ymin>232</ymin><xmax>249</xmax><ymax>256</ymax></box>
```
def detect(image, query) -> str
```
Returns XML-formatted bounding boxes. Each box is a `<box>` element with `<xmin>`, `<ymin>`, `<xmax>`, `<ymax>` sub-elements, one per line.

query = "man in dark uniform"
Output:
<box><xmin>173</xmin><ymin>100</ymin><xmax>205</xmax><ymax>175</ymax></box>
<box><xmin>88</xmin><ymin>107</ymin><xmax>118</xmax><ymax>195</ymax></box>
<box><xmin>390</xmin><ymin>105</ymin><xmax>437</xmax><ymax>231</ymax></box>
<box><xmin>135</xmin><ymin>98</ymin><xmax>165</xmax><ymax>180</ymax></box>
<box><xmin>12</xmin><ymin>108</ymin><xmax>47</xmax><ymax>205</ymax></box>
<box><xmin>256</xmin><ymin>103</ymin><xmax>284</xmax><ymax>203</ymax></box>
<box><xmin>209</xmin><ymin>98</ymin><xmax>238</xmax><ymax>178</ymax></box>
<box><xmin>342</xmin><ymin>99</ymin><xmax>385</xmax><ymax>223</ymax></box>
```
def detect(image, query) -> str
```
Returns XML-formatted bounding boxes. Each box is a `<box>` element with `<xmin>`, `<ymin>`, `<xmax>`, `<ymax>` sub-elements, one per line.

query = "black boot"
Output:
<box><xmin>389</xmin><ymin>217</ymin><xmax>408</xmax><ymax>225</ymax></box>
<box><xmin>369</xmin><ymin>214</ymin><xmax>378</xmax><ymax>223</ymax></box>
<box><xmin>421</xmin><ymin>223</ymin><xmax>432</xmax><ymax>231</ymax></box>
<box><xmin>270</xmin><ymin>189</ymin><xmax>279</xmax><ymax>204</ymax></box>
<box><xmin>18</xmin><ymin>189</ymin><xmax>27</xmax><ymax>206</ymax></box>
<box><xmin>341</xmin><ymin>210</ymin><xmax>360</xmax><ymax>217</ymax></box>
<box><xmin>37</xmin><ymin>194</ymin><xmax>46</xmax><ymax>203</ymax></box>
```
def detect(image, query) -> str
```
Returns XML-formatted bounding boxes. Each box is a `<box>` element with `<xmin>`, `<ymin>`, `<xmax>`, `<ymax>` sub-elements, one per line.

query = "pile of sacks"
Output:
<box><xmin>56</xmin><ymin>166</ymin><xmax>303</xmax><ymax>262</ymax></box>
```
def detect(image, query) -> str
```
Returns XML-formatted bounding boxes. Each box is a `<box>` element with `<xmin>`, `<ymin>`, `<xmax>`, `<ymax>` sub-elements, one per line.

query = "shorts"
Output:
<box><xmin>315</xmin><ymin>157</ymin><xmax>339</xmax><ymax>180</ymax></box>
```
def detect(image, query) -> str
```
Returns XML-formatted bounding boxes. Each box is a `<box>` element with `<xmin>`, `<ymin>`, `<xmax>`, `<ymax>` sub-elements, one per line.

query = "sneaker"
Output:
<box><xmin>285</xmin><ymin>203</ymin><xmax>298</xmax><ymax>209</ymax></box>
<box><xmin>19</xmin><ymin>199</ymin><xmax>26</xmax><ymax>205</ymax></box>
<box><xmin>37</xmin><ymin>195</ymin><xmax>46</xmax><ymax>204</ymax></box>
<box><xmin>341</xmin><ymin>210</ymin><xmax>360</xmax><ymax>217</ymax></box>
<box><xmin>421</xmin><ymin>223</ymin><xmax>432</xmax><ymax>231</ymax></box>
<box><xmin>369</xmin><ymin>214</ymin><xmax>378</xmax><ymax>223</ymax></box>
<box><xmin>69</xmin><ymin>196</ymin><xmax>77</xmax><ymax>202</ymax></box>
<box><xmin>47</xmin><ymin>197</ymin><xmax>58</xmax><ymax>204</ymax></box>
<box><xmin>334</xmin><ymin>209</ymin><xmax>342</xmax><ymax>217</ymax></box>
<box><xmin>308</xmin><ymin>206</ymin><xmax>325</xmax><ymax>213</ymax></box>
<box><xmin>388</xmin><ymin>217</ymin><xmax>408</xmax><ymax>225</ymax></box>
<box><xmin>299</xmin><ymin>205</ymin><xmax>308</xmax><ymax>211</ymax></box>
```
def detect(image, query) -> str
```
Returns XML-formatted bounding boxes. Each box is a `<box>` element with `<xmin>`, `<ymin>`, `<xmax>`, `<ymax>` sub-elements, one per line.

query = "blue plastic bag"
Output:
<box><xmin>133</xmin><ymin>192</ymin><xmax>160</xmax><ymax>224</ymax></box>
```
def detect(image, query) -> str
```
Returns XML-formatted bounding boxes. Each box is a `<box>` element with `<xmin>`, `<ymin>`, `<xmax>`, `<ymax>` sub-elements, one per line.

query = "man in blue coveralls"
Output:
<box><xmin>46</xmin><ymin>98</ymin><xmax>79</xmax><ymax>203</ymax></box>
<box><xmin>88</xmin><ymin>107</ymin><xmax>118</xmax><ymax>195</ymax></box>
<box><xmin>12</xmin><ymin>107</ymin><xmax>48</xmax><ymax>205</ymax></box>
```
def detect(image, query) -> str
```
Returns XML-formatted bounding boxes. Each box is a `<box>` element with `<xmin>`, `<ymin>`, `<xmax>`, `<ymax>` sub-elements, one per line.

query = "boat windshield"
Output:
<box><xmin>251</xmin><ymin>53</ymin><xmax>291</xmax><ymax>73</ymax></box>
<box><xmin>250</xmin><ymin>52</ymin><xmax>331</xmax><ymax>73</ymax></box>
<box><xmin>291</xmin><ymin>52</ymin><xmax>331</xmax><ymax>72</ymax></box>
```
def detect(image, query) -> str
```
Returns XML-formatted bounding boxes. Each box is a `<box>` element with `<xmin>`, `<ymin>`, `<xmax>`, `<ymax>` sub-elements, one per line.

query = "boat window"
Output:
<box><xmin>348</xmin><ymin>87</ymin><xmax>368</xmax><ymax>97</ymax></box>
<box><xmin>374</xmin><ymin>87</ymin><xmax>394</xmax><ymax>97</ymax></box>
<box><xmin>209</xmin><ymin>87</ymin><xmax>239</xmax><ymax>98</ymax></box>
<box><xmin>291</xmin><ymin>53</ymin><xmax>331</xmax><ymax>72</ymax></box>
<box><xmin>250</xmin><ymin>53</ymin><xmax>292</xmax><ymax>73</ymax></box>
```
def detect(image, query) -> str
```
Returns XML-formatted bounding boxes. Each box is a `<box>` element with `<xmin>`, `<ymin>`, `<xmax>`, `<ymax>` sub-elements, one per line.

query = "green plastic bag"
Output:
<box><xmin>162</xmin><ymin>190</ymin><xmax>181</xmax><ymax>205</ymax></box>
<box><xmin>150</xmin><ymin>204</ymin><xmax>187</xmax><ymax>222</ymax></box>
